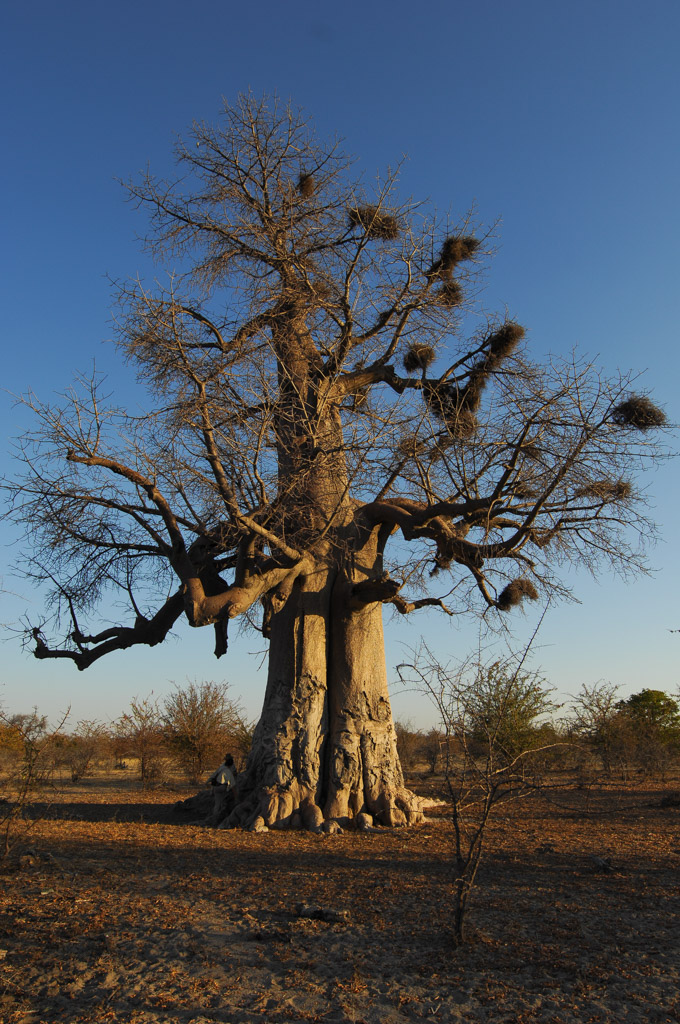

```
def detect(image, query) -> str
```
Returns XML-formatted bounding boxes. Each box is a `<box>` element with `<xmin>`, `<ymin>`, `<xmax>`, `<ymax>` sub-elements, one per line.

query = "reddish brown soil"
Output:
<box><xmin>1</xmin><ymin>772</ymin><xmax>679</xmax><ymax>1023</ymax></box>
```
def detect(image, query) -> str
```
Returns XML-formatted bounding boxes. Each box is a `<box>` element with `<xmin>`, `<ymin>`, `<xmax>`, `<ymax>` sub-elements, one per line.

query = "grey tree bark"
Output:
<box><xmin>225</xmin><ymin>517</ymin><xmax>424</xmax><ymax>830</ymax></box>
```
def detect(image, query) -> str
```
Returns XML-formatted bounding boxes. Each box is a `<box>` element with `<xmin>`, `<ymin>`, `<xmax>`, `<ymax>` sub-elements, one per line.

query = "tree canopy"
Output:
<box><xmin>9</xmin><ymin>95</ymin><xmax>666</xmax><ymax>667</ymax></box>
<box><xmin>616</xmin><ymin>689</ymin><xmax>680</xmax><ymax>734</ymax></box>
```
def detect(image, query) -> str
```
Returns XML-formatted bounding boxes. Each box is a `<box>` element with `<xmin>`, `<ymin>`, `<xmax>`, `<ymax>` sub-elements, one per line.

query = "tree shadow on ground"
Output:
<box><xmin>22</xmin><ymin>801</ymin><xmax>192</xmax><ymax>825</ymax></box>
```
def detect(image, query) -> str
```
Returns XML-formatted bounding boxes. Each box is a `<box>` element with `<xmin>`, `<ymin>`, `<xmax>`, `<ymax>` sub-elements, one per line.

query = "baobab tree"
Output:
<box><xmin>8</xmin><ymin>95</ymin><xmax>666</xmax><ymax>830</ymax></box>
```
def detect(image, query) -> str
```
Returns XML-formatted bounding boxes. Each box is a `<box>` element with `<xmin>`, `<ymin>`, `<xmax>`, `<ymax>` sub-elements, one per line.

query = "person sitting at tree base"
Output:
<box><xmin>206</xmin><ymin>753</ymin><xmax>237</xmax><ymax>825</ymax></box>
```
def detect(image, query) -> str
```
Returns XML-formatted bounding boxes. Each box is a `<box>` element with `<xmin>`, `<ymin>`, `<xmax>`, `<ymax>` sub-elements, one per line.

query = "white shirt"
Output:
<box><xmin>208</xmin><ymin>764</ymin><xmax>236</xmax><ymax>787</ymax></box>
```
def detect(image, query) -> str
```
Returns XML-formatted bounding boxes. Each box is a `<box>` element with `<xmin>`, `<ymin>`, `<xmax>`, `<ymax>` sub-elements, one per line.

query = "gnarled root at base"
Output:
<box><xmin>364</xmin><ymin>783</ymin><xmax>426</xmax><ymax>828</ymax></box>
<box><xmin>222</xmin><ymin>781</ymin><xmax>323</xmax><ymax>831</ymax></box>
<box><xmin>324</xmin><ymin>776</ymin><xmax>425</xmax><ymax>828</ymax></box>
<box><xmin>216</xmin><ymin>779</ymin><xmax>425</xmax><ymax>832</ymax></box>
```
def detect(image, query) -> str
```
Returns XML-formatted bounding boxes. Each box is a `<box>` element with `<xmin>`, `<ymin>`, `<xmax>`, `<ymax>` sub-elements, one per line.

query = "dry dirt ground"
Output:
<box><xmin>1</xmin><ymin>769</ymin><xmax>679</xmax><ymax>1024</ymax></box>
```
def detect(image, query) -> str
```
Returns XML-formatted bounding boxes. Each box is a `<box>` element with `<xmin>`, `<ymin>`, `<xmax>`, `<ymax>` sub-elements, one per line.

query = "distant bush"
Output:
<box><xmin>0</xmin><ymin>720</ymin><xmax>24</xmax><ymax>771</ymax></box>
<box><xmin>422</xmin><ymin>728</ymin><xmax>445</xmax><ymax>774</ymax></box>
<box><xmin>615</xmin><ymin>689</ymin><xmax>680</xmax><ymax>777</ymax></box>
<box><xmin>0</xmin><ymin>707</ymin><xmax>67</xmax><ymax>858</ymax></box>
<box><xmin>58</xmin><ymin>720</ymin><xmax>108</xmax><ymax>782</ymax></box>
<box><xmin>162</xmin><ymin>681</ymin><xmax>252</xmax><ymax>781</ymax></box>
<box><xmin>394</xmin><ymin>720</ymin><xmax>423</xmax><ymax>770</ymax></box>
<box><xmin>570</xmin><ymin>681</ymin><xmax>622</xmax><ymax>774</ymax></box>
<box><xmin>115</xmin><ymin>697</ymin><xmax>168</xmax><ymax>785</ymax></box>
<box><xmin>465</xmin><ymin>662</ymin><xmax>557</xmax><ymax>762</ymax></box>
<box><xmin>570</xmin><ymin>683</ymin><xmax>680</xmax><ymax>779</ymax></box>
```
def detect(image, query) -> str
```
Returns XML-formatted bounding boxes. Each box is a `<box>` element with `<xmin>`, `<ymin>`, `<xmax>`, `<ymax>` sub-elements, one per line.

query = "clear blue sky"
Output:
<box><xmin>1</xmin><ymin>0</ymin><xmax>678</xmax><ymax>729</ymax></box>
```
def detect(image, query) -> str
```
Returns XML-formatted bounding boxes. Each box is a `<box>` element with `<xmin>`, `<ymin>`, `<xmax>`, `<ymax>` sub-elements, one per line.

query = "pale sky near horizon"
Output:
<box><xmin>1</xmin><ymin>0</ymin><xmax>678</xmax><ymax>730</ymax></box>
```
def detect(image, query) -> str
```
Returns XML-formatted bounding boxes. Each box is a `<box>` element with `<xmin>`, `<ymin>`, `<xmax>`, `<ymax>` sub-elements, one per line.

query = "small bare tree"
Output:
<box><xmin>570</xmin><ymin>680</ymin><xmax>622</xmax><ymax>775</ymax></box>
<box><xmin>116</xmin><ymin>697</ymin><xmax>168</xmax><ymax>785</ymax></box>
<box><xmin>162</xmin><ymin>680</ymin><xmax>251</xmax><ymax>781</ymax></box>
<box><xmin>60</xmin><ymin>719</ymin><xmax>107</xmax><ymax>782</ymax></box>
<box><xmin>400</xmin><ymin>641</ymin><xmax>560</xmax><ymax>945</ymax></box>
<box><xmin>394</xmin><ymin>720</ymin><xmax>423</xmax><ymax>771</ymax></box>
<box><xmin>0</xmin><ymin>708</ymin><xmax>68</xmax><ymax>858</ymax></box>
<box><xmin>423</xmin><ymin>727</ymin><xmax>445</xmax><ymax>774</ymax></box>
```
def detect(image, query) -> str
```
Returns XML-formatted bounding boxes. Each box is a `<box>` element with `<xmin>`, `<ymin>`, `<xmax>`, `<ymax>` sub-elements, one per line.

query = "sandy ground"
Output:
<box><xmin>1</xmin><ymin>773</ymin><xmax>679</xmax><ymax>1023</ymax></box>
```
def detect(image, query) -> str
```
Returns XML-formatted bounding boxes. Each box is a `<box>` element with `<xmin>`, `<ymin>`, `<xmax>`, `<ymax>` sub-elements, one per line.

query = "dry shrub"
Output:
<box><xmin>61</xmin><ymin>721</ymin><xmax>108</xmax><ymax>782</ymax></box>
<box><xmin>403</xmin><ymin>343</ymin><xmax>436</xmax><ymax>373</ymax></box>
<box><xmin>163</xmin><ymin>681</ymin><xmax>251</xmax><ymax>781</ymax></box>
<box><xmin>116</xmin><ymin>698</ymin><xmax>169</xmax><ymax>786</ymax></box>
<box><xmin>348</xmin><ymin>205</ymin><xmax>400</xmax><ymax>240</ymax></box>
<box><xmin>394</xmin><ymin>720</ymin><xmax>422</xmax><ymax>770</ymax></box>
<box><xmin>497</xmin><ymin>578</ymin><xmax>539</xmax><ymax>611</ymax></box>
<box><xmin>611</xmin><ymin>395</ymin><xmax>667</xmax><ymax>430</ymax></box>
<box><xmin>0</xmin><ymin>708</ymin><xmax>67</xmax><ymax>858</ymax></box>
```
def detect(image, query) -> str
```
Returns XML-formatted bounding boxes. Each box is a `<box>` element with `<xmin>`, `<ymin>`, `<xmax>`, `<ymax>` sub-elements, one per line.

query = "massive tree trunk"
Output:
<box><xmin>222</xmin><ymin>523</ymin><xmax>424</xmax><ymax>831</ymax></box>
<box><xmin>324</xmin><ymin>583</ymin><xmax>424</xmax><ymax>828</ymax></box>
<box><xmin>219</xmin><ymin>333</ymin><xmax>423</xmax><ymax>831</ymax></box>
